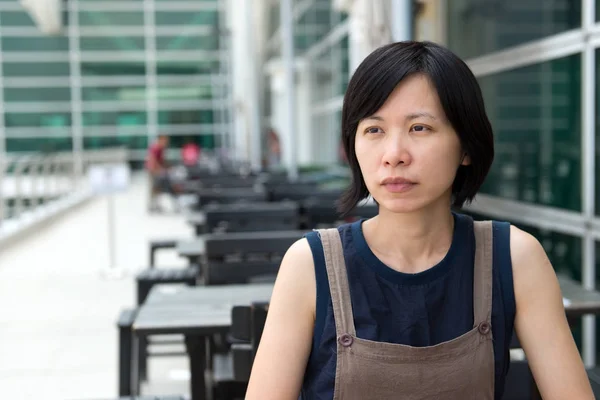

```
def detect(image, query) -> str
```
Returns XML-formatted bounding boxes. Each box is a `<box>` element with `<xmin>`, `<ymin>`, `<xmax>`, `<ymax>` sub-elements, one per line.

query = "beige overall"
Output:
<box><xmin>317</xmin><ymin>221</ymin><xmax>495</xmax><ymax>399</ymax></box>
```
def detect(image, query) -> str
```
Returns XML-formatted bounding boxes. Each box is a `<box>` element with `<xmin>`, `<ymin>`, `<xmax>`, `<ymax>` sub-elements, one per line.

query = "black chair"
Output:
<box><xmin>194</xmin><ymin>188</ymin><xmax>267</xmax><ymax>209</ymax></box>
<box><xmin>148</xmin><ymin>239</ymin><xmax>178</xmax><ymax>267</ymax></box>
<box><xmin>203</xmin><ymin>230</ymin><xmax>305</xmax><ymax>285</ymax></box>
<box><xmin>199</xmin><ymin>176</ymin><xmax>258</xmax><ymax>189</ymax></box>
<box><xmin>213</xmin><ymin>302</ymin><xmax>269</xmax><ymax>400</ymax></box>
<box><xmin>303</xmin><ymin>200</ymin><xmax>378</xmax><ymax>229</ymax></box>
<box><xmin>267</xmin><ymin>182</ymin><xmax>320</xmax><ymax>202</ymax></box>
<box><xmin>203</xmin><ymin>201</ymin><xmax>300</xmax><ymax>233</ymax></box>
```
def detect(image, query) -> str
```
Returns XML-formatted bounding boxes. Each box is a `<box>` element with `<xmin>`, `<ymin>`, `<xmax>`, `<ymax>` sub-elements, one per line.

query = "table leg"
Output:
<box><xmin>131</xmin><ymin>335</ymin><xmax>141</xmax><ymax>396</ymax></box>
<box><xmin>186</xmin><ymin>334</ymin><xmax>208</xmax><ymax>400</ymax></box>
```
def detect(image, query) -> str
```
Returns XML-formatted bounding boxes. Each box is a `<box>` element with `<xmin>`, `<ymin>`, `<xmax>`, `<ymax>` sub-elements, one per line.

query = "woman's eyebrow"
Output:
<box><xmin>405</xmin><ymin>112</ymin><xmax>437</xmax><ymax>121</ymax></box>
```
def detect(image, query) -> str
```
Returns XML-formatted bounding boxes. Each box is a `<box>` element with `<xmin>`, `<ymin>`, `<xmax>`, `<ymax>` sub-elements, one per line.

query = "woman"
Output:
<box><xmin>246</xmin><ymin>41</ymin><xmax>593</xmax><ymax>399</ymax></box>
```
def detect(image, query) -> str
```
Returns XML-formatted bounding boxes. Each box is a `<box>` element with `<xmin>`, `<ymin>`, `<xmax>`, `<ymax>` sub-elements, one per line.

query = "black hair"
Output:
<box><xmin>337</xmin><ymin>41</ymin><xmax>494</xmax><ymax>215</ymax></box>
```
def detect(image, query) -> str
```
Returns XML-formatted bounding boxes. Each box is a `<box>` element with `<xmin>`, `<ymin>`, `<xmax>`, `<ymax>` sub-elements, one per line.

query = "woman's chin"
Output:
<box><xmin>375</xmin><ymin>198</ymin><xmax>423</xmax><ymax>214</ymax></box>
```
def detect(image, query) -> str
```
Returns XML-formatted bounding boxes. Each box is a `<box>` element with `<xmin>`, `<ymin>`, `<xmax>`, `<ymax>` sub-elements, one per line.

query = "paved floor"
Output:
<box><xmin>0</xmin><ymin>174</ymin><xmax>194</xmax><ymax>399</ymax></box>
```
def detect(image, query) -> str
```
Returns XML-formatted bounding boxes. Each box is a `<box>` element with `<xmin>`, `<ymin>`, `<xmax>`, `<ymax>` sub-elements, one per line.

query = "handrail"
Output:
<box><xmin>1</xmin><ymin>147</ymin><xmax>128</xmax><ymax>223</ymax></box>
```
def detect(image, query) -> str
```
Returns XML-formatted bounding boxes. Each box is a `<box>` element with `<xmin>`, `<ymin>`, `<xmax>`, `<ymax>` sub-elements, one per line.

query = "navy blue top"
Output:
<box><xmin>300</xmin><ymin>212</ymin><xmax>516</xmax><ymax>400</ymax></box>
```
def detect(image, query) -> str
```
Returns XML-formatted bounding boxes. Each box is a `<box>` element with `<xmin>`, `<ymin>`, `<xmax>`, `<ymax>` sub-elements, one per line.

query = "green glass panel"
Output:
<box><xmin>156</xmin><ymin>83</ymin><xmax>212</xmax><ymax>101</ymax></box>
<box><xmin>158</xmin><ymin>110</ymin><xmax>214</xmax><ymax>125</ymax></box>
<box><xmin>447</xmin><ymin>0</ymin><xmax>581</xmax><ymax>59</ymax></box>
<box><xmin>82</xmin><ymin>85</ymin><xmax>147</xmax><ymax>102</ymax></box>
<box><xmin>79</xmin><ymin>11</ymin><xmax>144</xmax><ymax>26</ymax></box>
<box><xmin>597</xmin><ymin>0</ymin><xmax>600</xmax><ymax>20</ymax></box>
<box><xmin>298</xmin><ymin>7</ymin><xmax>331</xmax><ymax>26</ymax></box>
<box><xmin>156</xmin><ymin>35</ymin><xmax>218</xmax><ymax>51</ymax></box>
<box><xmin>167</xmin><ymin>134</ymin><xmax>216</xmax><ymax>150</ymax></box>
<box><xmin>83</xmin><ymin>111</ymin><xmax>147</xmax><ymax>126</ymax></box>
<box><xmin>156</xmin><ymin>60</ymin><xmax>217</xmax><ymax>75</ymax></box>
<box><xmin>478</xmin><ymin>54</ymin><xmax>581</xmax><ymax>211</ymax></box>
<box><xmin>3</xmin><ymin>62</ymin><xmax>70</xmax><ymax>77</ymax></box>
<box><xmin>312</xmin><ymin>50</ymin><xmax>334</xmax><ymax>104</ymax></box>
<box><xmin>80</xmin><ymin>36</ymin><xmax>145</xmax><ymax>52</ymax></box>
<box><xmin>0</xmin><ymin>11</ymin><xmax>37</xmax><ymax>27</ymax></box>
<box><xmin>6</xmin><ymin>137</ymin><xmax>72</xmax><ymax>152</ymax></box>
<box><xmin>83</xmin><ymin>135</ymin><xmax>148</xmax><ymax>150</ymax></box>
<box><xmin>155</xmin><ymin>11</ymin><xmax>218</xmax><ymax>26</ymax></box>
<box><xmin>1</xmin><ymin>36</ymin><xmax>69</xmax><ymax>52</ymax></box>
<box><xmin>5</xmin><ymin>87</ymin><xmax>71</xmax><ymax>103</ymax></box>
<box><xmin>5</xmin><ymin>112</ymin><xmax>71</xmax><ymax>127</ymax></box>
<box><xmin>81</xmin><ymin>62</ymin><xmax>146</xmax><ymax>76</ymax></box>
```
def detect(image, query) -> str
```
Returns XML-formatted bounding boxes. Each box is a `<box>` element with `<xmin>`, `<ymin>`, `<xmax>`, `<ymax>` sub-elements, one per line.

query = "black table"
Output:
<box><xmin>186</xmin><ymin>212</ymin><xmax>206</xmax><ymax>235</ymax></box>
<box><xmin>524</xmin><ymin>274</ymin><xmax>600</xmax><ymax>399</ymax></box>
<box><xmin>176</xmin><ymin>238</ymin><xmax>205</xmax><ymax>265</ymax></box>
<box><xmin>132</xmin><ymin>284</ymin><xmax>273</xmax><ymax>400</ymax></box>
<box><xmin>559</xmin><ymin>274</ymin><xmax>600</xmax><ymax>317</ymax></box>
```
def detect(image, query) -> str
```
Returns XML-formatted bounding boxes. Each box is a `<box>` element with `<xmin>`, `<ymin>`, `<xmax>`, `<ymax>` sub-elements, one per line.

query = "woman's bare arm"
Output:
<box><xmin>245</xmin><ymin>238</ymin><xmax>317</xmax><ymax>399</ymax></box>
<box><xmin>511</xmin><ymin>226</ymin><xmax>594</xmax><ymax>399</ymax></box>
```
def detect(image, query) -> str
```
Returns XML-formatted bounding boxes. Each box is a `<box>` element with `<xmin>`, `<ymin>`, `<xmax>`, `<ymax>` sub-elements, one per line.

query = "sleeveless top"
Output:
<box><xmin>301</xmin><ymin>212</ymin><xmax>516</xmax><ymax>400</ymax></box>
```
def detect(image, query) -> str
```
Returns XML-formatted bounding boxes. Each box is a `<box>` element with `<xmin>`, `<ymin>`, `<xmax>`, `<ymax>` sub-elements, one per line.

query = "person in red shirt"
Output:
<box><xmin>181</xmin><ymin>139</ymin><xmax>201</xmax><ymax>167</ymax></box>
<box><xmin>146</xmin><ymin>135</ymin><xmax>172</xmax><ymax>212</ymax></box>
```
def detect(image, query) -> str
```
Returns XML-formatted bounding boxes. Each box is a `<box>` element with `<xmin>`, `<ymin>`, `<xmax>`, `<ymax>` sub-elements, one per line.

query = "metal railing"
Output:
<box><xmin>0</xmin><ymin>147</ymin><xmax>128</xmax><ymax>223</ymax></box>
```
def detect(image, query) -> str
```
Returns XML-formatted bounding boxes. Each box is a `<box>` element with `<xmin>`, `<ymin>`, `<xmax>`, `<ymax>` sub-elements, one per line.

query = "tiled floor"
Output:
<box><xmin>0</xmin><ymin>174</ymin><xmax>193</xmax><ymax>399</ymax></box>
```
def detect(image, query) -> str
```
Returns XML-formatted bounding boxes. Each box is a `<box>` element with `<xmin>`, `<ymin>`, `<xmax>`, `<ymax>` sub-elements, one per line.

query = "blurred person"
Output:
<box><xmin>146</xmin><ymin>134</ymin><xmax>175</xmax><ymax>212</ymax></box>
<box><xmin>267</xmin><ymin>128</ymin><xmax>281</xmax><ymax>168</ymax></box>
<box><xmin>181</xmin><ymin>137</ymin><xmax>201</xmax><ymax>167</ymax></box>
<box><xmin>246</xmin><ymin>41</ymin><xmax>594</xmax><ymax>399</ymax></box>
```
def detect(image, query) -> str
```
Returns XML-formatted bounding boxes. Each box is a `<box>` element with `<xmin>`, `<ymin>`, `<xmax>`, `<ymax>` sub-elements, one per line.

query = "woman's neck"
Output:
<box><xmin>361</xmin><ymin>203</ymin><xmax>455</xmax><ymax>274</ymax></box>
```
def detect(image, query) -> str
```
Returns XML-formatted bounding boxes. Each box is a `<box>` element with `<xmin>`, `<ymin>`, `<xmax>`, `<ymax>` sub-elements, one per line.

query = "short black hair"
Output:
<box><xmin>337</xmin><ymin>41</ymin><xmax>494</xmax><ymax>215</ymax></box>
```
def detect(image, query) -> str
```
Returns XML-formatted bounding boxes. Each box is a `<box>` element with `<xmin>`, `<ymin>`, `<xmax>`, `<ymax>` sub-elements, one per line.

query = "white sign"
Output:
<box><xmin>88</xmin><ymin>163</ymin><xmax>131</xmax><ymax>194</ymax></box>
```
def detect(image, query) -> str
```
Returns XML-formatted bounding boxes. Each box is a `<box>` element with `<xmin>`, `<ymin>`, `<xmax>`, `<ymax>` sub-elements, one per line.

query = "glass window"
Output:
<box><xmin>156</xmin><ymin>60</ymin><xmax>217</xmax><ymax>75</ymax></box>
<box><xmin>82</xmin><ymin>85</ymin><xmax>147</xmax><ymax>102</ymax></box>
<box><xmin>83</xmin><ymin>135</ymin><xmax>148</xmax><ymax>151</ymax></box>
<box><xmin>79</xmin><ymin>11</ymin><xmax>144</xmax><ymax>26</ymax></box>
<box><xmin>81</xmin><ymin>62</ymin><xmax>146</xmax><ymax>76</ymax></box>
<box><xmin>158</xmin><ymin>109</ymin><xmax>214</xmax><ymax>125</ymax></box>
<box><xmin>3</xmin><ymin>62</ymin><xmax>70</xmax><ymax>77</ymax></box>
<box><xmin>156</xmin><ymin>35</ymin><xmax>218</xmax><ymax>51</ymax></box>
<box><xmin>478</xmin><ymin>54</ymin><xmax>581</xmax><ymax>211</ymax></box>
<box><xmin>0</xmin><ymin>11</ymin><xmax>37</xmax><ymax>27</ymax></box>
<box><xmin>447</xmin><ymin>0</ymin><xmax>581</xmax><ymax>59</ymax></box>
<box><xmin>80</xmin><ymin>36</ymin><xmax>145</xmax><ymax>52</ymax></box>
<box><xmin>83</xmin><ymin>111</ymin><xmax>147</xmax><ymax>126</ymax></box>
<box><xmin>157</xmin><ymin>83</ymin><xmax>212</xmax><ymax>101</ymax></box>
<box><xmin>312</xmin><ymin>112</ymin><xmax>338</xmax><ymax>166</ymax></box>
<box><xmin>311</xmin><ymin>51</ymin><xmax>334</xmax><ymax>104</ymax></box>
<box><xmin>1</xmin><ymin>37</ymin><xmax>69</xmax><ymax>52</ymax></box>
<box><xmin>167</xmin><ymin>134</ymin><xmax>216</xmax><ymax>150</ymax></box>
<box><xmin>4</xmin><ymin>87</ymin><xmax>70</xmax><ymax>103</ymax></box>
<box><xmin>6</xmin><ymin>137</ymin><xmax>72</xmax><ymax>152</ymax></box>
<box><xmin>155</xmin><ymin>11</ymin><xmax>218</xmax><ymax>26</ymax></box>
<box><xmin>5</xmin><ymin>112</ymin><xmax>71</xmax><ymax>127</ymax></box>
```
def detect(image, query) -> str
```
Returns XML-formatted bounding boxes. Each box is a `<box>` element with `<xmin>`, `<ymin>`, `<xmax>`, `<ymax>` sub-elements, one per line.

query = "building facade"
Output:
<box><xmin>0</xmin><ymin>0</ymin><xmax>231</xmax><ymax>167</ymax></box>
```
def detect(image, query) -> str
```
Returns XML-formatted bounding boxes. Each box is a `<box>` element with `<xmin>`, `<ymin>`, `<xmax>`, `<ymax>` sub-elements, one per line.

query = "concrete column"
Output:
<box><xmin>228</xmin><ymin>0</ymin><xmax>252</xmax><ymax>163</ymax></box>
<box><xmin>296</xmin><ymin>61</ymin><xmax>313</xmax><ymax>165</ymax></box>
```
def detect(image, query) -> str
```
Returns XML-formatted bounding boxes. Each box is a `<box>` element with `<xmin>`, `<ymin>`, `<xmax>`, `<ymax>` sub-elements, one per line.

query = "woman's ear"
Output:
<box><xmin>460</xmin><ymin>153</ymin><xmax>471</xmax><ymax>166</ymax></box>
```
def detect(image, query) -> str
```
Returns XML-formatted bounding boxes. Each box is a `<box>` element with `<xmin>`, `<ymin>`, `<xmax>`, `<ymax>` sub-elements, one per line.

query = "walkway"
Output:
<box><xmin>0</xmin><ymin>174</ymin><xmax>193</xmax><ymax>399</ymax></box>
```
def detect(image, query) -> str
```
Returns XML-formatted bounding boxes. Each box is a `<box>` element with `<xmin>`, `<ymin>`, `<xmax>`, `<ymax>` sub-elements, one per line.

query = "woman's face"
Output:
<box><xmin>355</xmin><ymin>74</ymin><xmax>470</xmax><ymax>214</ymax></box>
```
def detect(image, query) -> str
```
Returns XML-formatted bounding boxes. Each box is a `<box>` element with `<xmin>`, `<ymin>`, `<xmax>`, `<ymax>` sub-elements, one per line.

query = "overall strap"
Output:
<box><xmin>473</xmin><ymin>221</ymin><xmax>494</xmax><ymax>324</ymax></box>
<box><xmin>317</xmin><ymin>228</ymin><xmax>356</xmax><ymax>336</ymax></box>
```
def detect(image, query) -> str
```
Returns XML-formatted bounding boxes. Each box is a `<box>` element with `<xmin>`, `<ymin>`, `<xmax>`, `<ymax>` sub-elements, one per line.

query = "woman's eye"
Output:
<box><xmin>365</xmin><ymin>127</ymin><xmax>383</xmax><ymax>134</ymax></box>
<box><xmin>410</xmin><ymin>125</ymin><xmax>429</xmax><ymax>132</ymax></box>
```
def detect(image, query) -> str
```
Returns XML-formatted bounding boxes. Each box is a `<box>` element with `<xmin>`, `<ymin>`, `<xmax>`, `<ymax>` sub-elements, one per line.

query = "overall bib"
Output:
<box><xmin>317</xmin><ymin>221</ymin><xmax>495</xmax><ymax>399</ymax></box>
